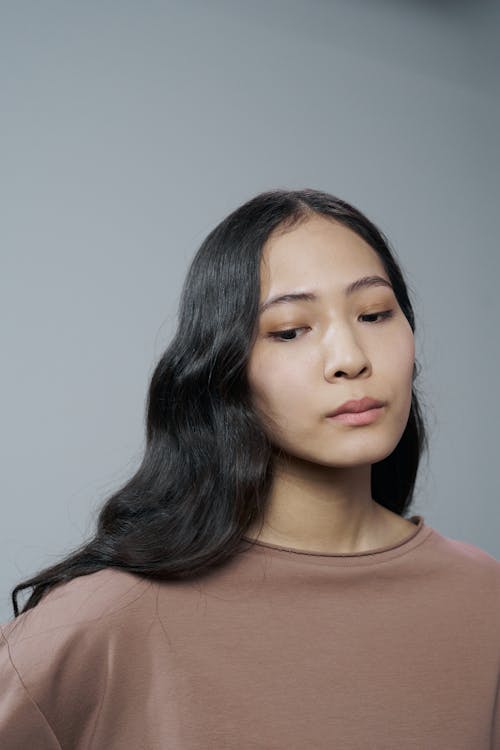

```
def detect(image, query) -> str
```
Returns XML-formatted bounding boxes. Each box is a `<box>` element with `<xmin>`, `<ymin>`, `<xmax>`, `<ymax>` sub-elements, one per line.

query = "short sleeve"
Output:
<box><xmin>0</xmin><ymin>627</ymin><xmax>62</xmax><ymax>749</ymax></box>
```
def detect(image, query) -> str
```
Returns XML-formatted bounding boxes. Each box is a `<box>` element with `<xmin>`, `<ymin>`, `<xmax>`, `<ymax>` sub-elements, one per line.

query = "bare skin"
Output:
<box><xmin>245</xmin><ymin>214</ymin><xmax>417</xmax><ymax>554</ymax></box>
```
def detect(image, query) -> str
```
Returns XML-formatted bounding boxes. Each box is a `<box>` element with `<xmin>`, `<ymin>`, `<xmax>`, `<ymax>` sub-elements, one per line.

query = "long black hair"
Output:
<box><xmin>11</xmin><ymin>188</ymin><xmax>429</xmax><ymax>618</ymax></box>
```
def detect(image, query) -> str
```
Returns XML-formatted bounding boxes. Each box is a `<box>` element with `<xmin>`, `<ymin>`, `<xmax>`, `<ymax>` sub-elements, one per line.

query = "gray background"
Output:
<box><xmin>2</xmin><ymin>0</ymin><xmax>499</xmax><ymax>622</ymax></box>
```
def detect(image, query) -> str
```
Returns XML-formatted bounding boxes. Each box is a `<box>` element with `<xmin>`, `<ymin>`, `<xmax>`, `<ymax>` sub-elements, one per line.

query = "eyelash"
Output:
<box><xmin>268</xmin><ymin>310</ymin><xmax>395</xmax><ymax>342</ymax></box>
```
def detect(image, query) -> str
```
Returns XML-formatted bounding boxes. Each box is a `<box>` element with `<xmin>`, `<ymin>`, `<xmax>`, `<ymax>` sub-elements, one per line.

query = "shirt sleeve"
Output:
<box><xmin>0</xmin><ymin>627</ymin><xmax>62</xmax><ymax>750</ymax></box>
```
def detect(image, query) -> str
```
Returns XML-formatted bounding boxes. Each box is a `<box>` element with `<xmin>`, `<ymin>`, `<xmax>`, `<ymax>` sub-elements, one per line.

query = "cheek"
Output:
<box><xmin>386</xmin><ymin>329</ymin><xmax>415</xmax><ymax>417</ymax></box>
<box><xmin>399</xmin><ymin>330</ymin><xmax>415</xmax><ymax>378</ymax></box>
<box><xmin>381</xmin><ymin>323</ymin><xmax>415</xmax><ymax>376</ymax></box>
<box><xmin>247</xmin><ymin>353</ymin><xmax>306</xmax><ymax>415</ymax></box>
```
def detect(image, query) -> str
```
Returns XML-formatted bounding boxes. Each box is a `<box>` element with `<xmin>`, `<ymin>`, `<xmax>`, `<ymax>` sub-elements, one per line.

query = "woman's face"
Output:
<box><xmin>247</xmin><ymin>214</ymin><xmax>415</xmax><ymax>468</ymax></box>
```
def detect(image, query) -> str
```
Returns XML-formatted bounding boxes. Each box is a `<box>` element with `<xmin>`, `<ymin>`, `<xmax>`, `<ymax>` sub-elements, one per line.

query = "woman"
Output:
<box><xmin>1</xmin><ymin>188</ymin><xmax>499</xmax><ymax>749</ymax></box>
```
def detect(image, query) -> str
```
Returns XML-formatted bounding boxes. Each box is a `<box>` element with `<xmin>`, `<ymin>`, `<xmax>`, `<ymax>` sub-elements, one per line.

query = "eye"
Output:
<box><xmin>268</xmin><ymin>310</ymin><xmax>395</xmax><ymax>342</ymax></box>
<box><xmin>268</xmin><ymin>327</ymin><xmax>308</xmax><ymax>342</ymax></box>
<box><xmin>359</xmin><ymin>309</ymin><xmax>395</xmax><ymax>324</ymax></box>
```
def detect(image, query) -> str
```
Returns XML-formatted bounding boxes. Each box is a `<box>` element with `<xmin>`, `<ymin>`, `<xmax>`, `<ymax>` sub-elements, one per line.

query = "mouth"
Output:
<box><xmin>326</xmin><ymin>406</ymin><xmax>385</xmax><ymax>426</ymax></box>
<box><xmin>326</xmin><ymin>397</ymin><xmax>385</xmax><ymax>418</ymax></box>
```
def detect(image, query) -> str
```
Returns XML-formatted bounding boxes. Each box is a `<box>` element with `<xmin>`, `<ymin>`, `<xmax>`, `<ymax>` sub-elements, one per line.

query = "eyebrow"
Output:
<box><xmin>258</xmin><ymin>275</ymin><xmax>394</xmax><ymax>315</ymax></box>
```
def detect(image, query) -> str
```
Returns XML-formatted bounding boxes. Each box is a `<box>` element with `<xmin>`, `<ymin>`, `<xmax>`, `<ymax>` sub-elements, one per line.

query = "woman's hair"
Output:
<box><xmin>11</xmin><ymin>188</ymin><xmax>428</xmax><ymax>617</ymax></box>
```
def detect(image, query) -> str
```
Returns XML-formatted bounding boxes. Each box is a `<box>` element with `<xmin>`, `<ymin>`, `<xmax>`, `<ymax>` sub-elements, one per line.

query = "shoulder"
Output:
<box><xmin>1</xmin><ymin>567</ymin><xmax>157</xmax><ymax>655</ymax></box>
<box><xmin>429</xmin><ymin>527</ymin><xmax>499</xmax><ymax>567</ymax></box>
<box><xmin>425</xmin><ymin>525</ymin><xmax>500</xmax><ymax>594</ymax></box>
<box><xmin>0</xmin><ymin>569</ymin><xmax>158</xmax><ymax>746</ymax></box>
<box><xmin>1</xmin><ymin>568</ymin><xmax>159</xmax><ymax>713</ymax></box>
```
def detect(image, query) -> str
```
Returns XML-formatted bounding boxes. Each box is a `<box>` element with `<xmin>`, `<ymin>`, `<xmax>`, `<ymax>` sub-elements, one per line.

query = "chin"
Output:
<box><xmin>315</xmin><ymin>439</ymin><xmax>399</xmax><ymax>467</ymax></box>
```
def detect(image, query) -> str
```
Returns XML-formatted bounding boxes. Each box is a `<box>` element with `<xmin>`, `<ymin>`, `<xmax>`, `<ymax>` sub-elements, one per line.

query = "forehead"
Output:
<box><xmin>260</xmin><ymin>215</ymin><xmax>384</xmax><ymax>287</ymax></box>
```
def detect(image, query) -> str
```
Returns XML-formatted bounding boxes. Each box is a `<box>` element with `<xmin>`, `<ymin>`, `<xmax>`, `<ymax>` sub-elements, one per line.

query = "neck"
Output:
<box><xmin>245</xmin><ymin>455</ymin><xmax>394</xmax><ymax>553</ymax></box>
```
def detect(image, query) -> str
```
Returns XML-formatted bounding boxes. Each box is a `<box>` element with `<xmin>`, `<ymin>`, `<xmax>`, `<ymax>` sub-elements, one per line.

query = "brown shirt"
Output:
<box><xmin>1</xmin><ymin>515</ymin><xmax>499</xmax><ymax>749</ymax></box>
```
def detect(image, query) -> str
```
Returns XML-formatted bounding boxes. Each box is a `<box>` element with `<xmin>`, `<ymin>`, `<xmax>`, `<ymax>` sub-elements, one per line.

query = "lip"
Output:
<box><xmin>326</xmin><ymin>407</ymin><xmax>385</xmax><ymax>426</ymax></box>
<box><xmin>326</xmin><ymin>397</ymin><xmax>385</xmax><ymax>418</ymax></box>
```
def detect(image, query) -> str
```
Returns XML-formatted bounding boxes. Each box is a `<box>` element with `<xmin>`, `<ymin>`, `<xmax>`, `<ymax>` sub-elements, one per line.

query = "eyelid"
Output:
<box><xmin>267</xmin><ymin>309</ymin><xmax>395</xmax><ymax>342</ymax></box>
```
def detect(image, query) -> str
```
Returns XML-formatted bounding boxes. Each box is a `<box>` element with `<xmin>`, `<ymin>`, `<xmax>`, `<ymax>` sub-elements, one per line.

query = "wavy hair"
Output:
<box><xmin>11</xmin><ymin>188</ymin><xmax>428</xmax><ymax>617</ymax></box>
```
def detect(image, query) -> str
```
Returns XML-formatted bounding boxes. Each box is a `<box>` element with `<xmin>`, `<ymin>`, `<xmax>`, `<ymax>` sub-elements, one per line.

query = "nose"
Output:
<box><xmin>323</xmin><ymin>328</ymin><xmax>371</xmax><ymax>381</ymax></box>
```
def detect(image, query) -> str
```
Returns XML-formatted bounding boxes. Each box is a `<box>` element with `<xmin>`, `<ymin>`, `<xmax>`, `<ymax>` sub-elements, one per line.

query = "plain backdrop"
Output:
<box><xmin>2</xmin><ymin>0</ymin><xmax>499</xmax><ymax>622</ymax></box>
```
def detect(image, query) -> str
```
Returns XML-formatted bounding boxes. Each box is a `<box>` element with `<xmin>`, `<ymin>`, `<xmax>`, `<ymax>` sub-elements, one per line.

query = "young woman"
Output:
<box><xmin>1</xmin><ymin>189</ymin><xmax>499</xmax><ymax>749</ymax></box>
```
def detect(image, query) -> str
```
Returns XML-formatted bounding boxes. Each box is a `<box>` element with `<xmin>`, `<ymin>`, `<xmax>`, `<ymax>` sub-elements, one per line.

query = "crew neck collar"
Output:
<box><xmin>240</xmin><ymin>515</ymin><xmax>433</xmax><ymax>565</ymax></box>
